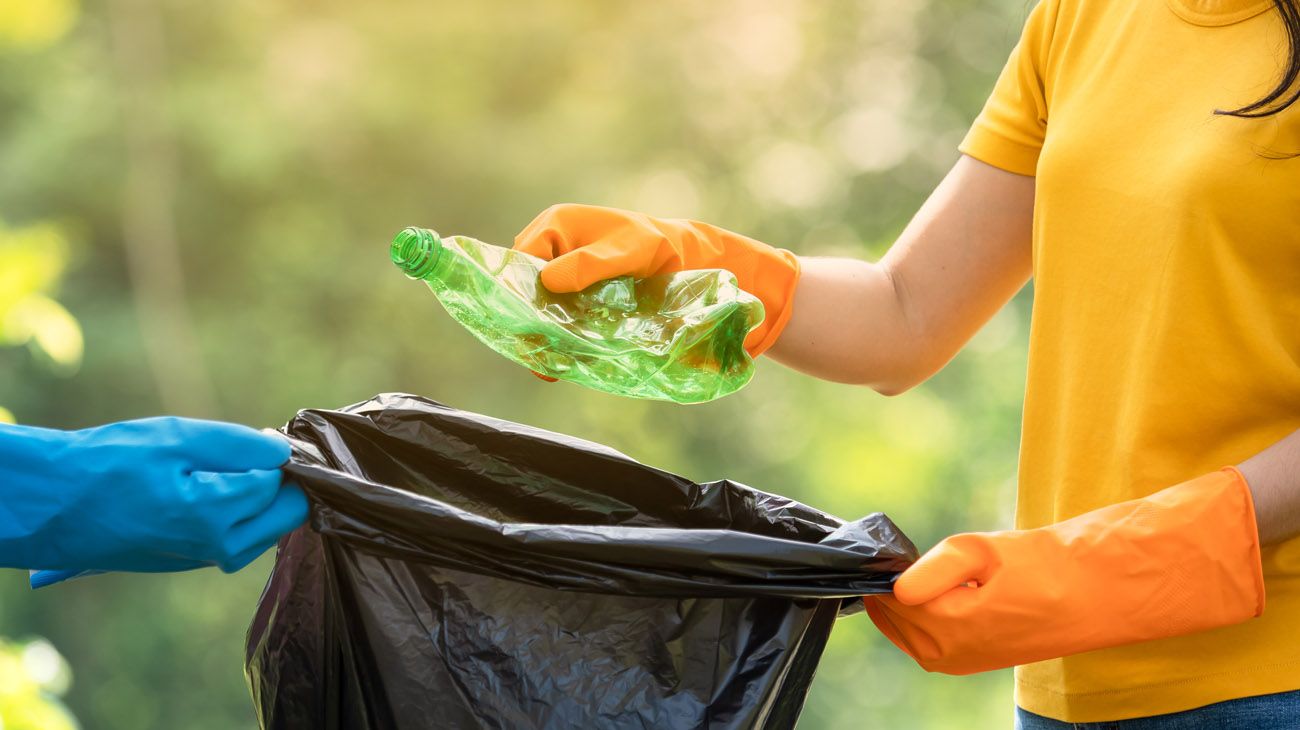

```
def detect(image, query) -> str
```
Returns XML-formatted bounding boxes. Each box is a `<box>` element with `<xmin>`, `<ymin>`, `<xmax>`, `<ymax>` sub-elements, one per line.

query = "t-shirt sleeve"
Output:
<box><xmin>959</xmin><ymin>0</ymin><xmax>1060</xmax><ymax>176</ymax></box>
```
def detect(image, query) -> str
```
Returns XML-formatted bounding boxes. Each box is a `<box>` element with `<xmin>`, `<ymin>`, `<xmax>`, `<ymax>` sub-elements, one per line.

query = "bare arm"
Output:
<box><xmin>768</xmin><ymin>155</ymin><xmax>1035</xmax><ymax>394</ymax></box>
<box><xmin>1239</xmin><ymin>429</ymin><xmax>1300</xmax><ymax>545</ymax></box>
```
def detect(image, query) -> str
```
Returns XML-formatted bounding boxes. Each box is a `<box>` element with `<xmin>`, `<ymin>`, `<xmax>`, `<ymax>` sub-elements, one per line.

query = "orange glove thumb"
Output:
<box><xmin>515</xmin><ymin>204</ymin><xmax>684</xmax><ymax>293</ymax></box>
<box><xmin>540</xmin><ymin>238</ymin><xmax>675</xmax><ymax>294</ymax></box>
<box><xmin>892</xmin><ymin>536</ymin><xmax>999</xmax><ymax>606</ymax></box>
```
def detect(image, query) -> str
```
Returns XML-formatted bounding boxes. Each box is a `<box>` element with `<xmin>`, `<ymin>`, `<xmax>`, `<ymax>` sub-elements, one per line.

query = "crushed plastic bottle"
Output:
<box><xmin>390</xmin><ymin>227</ymin><xmax>763</xmax><ymax>404</ymax></box>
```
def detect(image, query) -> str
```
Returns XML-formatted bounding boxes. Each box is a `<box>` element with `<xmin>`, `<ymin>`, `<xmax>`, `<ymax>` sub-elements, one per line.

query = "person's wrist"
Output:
<box><xmin>1232</xmin><ymin>459</ymin><xmax>1278</xmax><ymax>544</ymax></box>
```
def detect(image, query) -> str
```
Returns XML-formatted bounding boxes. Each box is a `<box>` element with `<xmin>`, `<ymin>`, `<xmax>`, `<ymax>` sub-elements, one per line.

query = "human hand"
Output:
<box><xmin>514</xmin><ymin>204</ymin><xmax>800</xmax><ymax>355</ymax></box>
<box><xmin>0</xmin><ymin>417</ymin><xmax>307</xmax><ymax>579</ymax></box>
<box><xmin>865</xmin><ymin>469</ymin><xmax>1264</xmax><ymax>674</ymax></box>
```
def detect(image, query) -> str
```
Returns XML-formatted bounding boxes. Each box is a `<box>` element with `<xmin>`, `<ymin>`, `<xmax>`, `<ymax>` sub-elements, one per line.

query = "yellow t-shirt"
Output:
<box><xmin>960</xmin><ymin>0</ymin><xmax>1300</xmax><ymax>722</ymax></box>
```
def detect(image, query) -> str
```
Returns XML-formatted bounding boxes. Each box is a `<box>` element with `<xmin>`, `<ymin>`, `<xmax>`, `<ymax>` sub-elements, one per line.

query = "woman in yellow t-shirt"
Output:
<box><xmin>511</xmin><ymin>0</ymin><xmax>1300</xmax><ymax>725</ymax></box>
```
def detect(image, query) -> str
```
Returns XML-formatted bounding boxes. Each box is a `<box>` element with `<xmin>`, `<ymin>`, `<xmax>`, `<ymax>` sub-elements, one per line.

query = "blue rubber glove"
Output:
<box><xmin>0</xmin><ymin>417</ymin><xmax>308</xmax><ymax>584</ymax></box>
<box><xmin>28</xmin><ymin>568</ymin><xmax>102</xmax><ymax>588</ymax></box>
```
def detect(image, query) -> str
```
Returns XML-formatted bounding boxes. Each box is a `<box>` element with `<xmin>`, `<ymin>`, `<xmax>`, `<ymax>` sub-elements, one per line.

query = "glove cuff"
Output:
<box><xmin>742</xmin><ymin>248</ymin><xmax>802</xmax><ymax>357</ymax></box>
<box><xmin>1218</xmin><ymin>466</ymin><xmax>1267</xmax><ymax>619</ymax></box>
<box><xmin>1123</xmin><ymin>467</ymin><xmax>1266</xmax><ymax>640</ymax></box>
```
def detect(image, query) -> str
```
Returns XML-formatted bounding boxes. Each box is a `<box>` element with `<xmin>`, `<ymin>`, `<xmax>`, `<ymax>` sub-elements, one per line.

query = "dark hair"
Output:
<box><xmin>1218</xmin><ymin>0</ymin><xmax>1300</xmax><ymax>117</ymax></box>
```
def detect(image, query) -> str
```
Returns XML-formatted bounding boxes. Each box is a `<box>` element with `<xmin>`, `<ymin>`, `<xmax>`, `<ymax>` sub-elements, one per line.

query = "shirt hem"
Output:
<box><xmin>1016</xmin><ymin>659</ymin><xmax>1300</xmax><ymax>723</ymax></box>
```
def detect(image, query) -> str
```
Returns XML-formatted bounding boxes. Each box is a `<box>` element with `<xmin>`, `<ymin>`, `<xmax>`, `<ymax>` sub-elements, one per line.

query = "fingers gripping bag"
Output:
<box><xmin>245</xmin><ymin>393</ymin><xmax>917</xmax><ymax>729</ymax></box>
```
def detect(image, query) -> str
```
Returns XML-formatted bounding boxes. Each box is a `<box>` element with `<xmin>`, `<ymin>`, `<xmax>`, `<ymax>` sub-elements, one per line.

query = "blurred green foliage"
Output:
<box><xmin>0</xmin><ymin>220</ymin><xmax>84</xmax><ymax>377</ymax></box>
<box><xmin>0</xmin><ymin>638</ymin><xmax>78</xmax><ymax>730</ymax></box>
<box><xmin>0</xmin><ymin>0</ymin><xmax>1034</xmax><ymax>727</ymax></box>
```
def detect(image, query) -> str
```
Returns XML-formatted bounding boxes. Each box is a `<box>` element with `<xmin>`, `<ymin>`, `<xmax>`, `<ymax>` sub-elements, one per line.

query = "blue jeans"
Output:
<box><xmin>1016</xmin><ymin>690</ymin><xmax>1300</xmax><ymax>729</ymax></box>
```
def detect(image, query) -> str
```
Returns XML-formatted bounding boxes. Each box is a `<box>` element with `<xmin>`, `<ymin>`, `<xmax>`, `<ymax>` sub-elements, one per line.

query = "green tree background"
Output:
<box><xmin>0</xmin><ymin>0</ymin><xmax>1034</xmax><ymax>727</ymax></box>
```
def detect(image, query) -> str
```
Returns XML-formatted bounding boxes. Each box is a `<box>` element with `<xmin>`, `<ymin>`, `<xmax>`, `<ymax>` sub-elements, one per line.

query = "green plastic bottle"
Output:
<box><xmin>390</xmin><ymin>227</ymin><xmax>763</xmax><ymax>404</ymax></box>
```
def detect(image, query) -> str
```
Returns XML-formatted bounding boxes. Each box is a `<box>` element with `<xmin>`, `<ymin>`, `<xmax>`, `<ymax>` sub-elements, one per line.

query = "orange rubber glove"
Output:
<box><xmin>514</xmin><ymin>204</ymin><xmax>801</xmax><ymax>356</ymax></box>
<box><xmin>866</xmin><ymin>468</ymin><xmax>1265</xmax><ymax>675</ymax></box>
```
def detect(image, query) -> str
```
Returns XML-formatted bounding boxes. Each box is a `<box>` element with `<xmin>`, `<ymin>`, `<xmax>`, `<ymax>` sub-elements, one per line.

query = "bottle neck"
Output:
<box><xmin>391</xmin><ymin>227</ymin><xmax>444</xmax><ymax>280</ymax></box>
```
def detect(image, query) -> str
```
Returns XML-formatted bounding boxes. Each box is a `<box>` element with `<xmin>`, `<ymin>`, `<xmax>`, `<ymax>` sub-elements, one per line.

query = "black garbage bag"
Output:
<box><xmin>245</xmin><ymin>393</ymin><xmax>917</xmax><ymax>730</ymax></box>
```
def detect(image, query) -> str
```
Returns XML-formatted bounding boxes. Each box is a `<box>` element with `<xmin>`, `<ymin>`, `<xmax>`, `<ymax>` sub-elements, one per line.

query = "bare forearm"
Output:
<box><xmin>767</xmin><ymin>257</ymin><xmax>933</xmax><ymax>392</ymax></box>
<box><xmin>767</xmin><ymin>156</ymin><xmax>1034</xmax><ymax>393</ymax></box>
<box><xmin>1238</xmin><ymin>428</ymin><xmax>1300</xmax><ymax>545</ymax></box>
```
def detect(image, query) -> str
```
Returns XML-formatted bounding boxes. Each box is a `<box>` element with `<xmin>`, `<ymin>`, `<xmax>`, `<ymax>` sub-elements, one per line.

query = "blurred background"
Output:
<box><xmin>0</xmin><ymin>0</ymin><xmax>1034</xmax><ymax>727</ymax></box>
